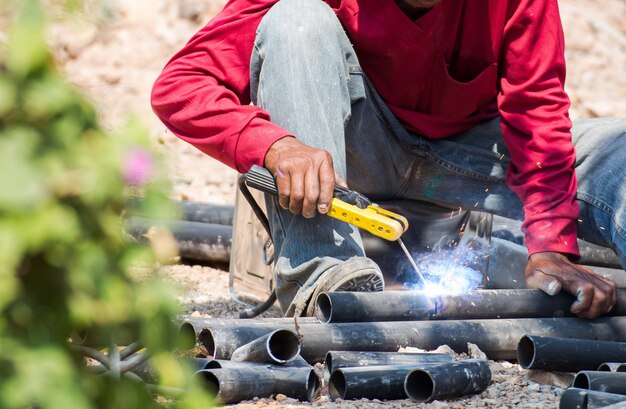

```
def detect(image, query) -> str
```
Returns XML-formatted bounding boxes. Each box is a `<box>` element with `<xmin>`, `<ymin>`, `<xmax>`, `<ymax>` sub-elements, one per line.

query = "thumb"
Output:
<box><xmin>526</xmin><ymin>268</ymin><xmax>562</xmax><ymax>296</ymax></box>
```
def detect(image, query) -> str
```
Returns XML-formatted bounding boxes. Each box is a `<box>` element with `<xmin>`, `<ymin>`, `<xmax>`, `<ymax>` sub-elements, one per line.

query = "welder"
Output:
<box><xmin>151</xmin><ymin>0</ymin><xmax>625</xmax><ymax>318</ymax></box>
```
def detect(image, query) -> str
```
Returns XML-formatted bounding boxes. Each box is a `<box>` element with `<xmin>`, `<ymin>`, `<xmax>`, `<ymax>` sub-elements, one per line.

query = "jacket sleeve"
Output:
<box><xmin>151</xmin><ymin>0</ymin><xmax>290</xmax><ymax>173</ymax></box>
<box><xmin>498</xmin><ymin>0</ymin><xmax>580</xmax><ymax>257</ymax></box>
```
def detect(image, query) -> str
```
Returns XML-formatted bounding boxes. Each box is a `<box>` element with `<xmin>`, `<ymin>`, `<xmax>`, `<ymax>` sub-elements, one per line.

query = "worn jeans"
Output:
<box><xmin>249</xmin><ymin>0</ymin><xmax>626</xmax><ymax>313</ymax></box>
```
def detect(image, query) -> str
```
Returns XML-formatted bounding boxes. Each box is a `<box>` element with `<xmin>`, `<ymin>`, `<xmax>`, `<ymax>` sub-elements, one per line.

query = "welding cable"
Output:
<box><xmin>233</xmin><ymin>174</ymin><xmax>278</xmax><ymax>319</ymax></box>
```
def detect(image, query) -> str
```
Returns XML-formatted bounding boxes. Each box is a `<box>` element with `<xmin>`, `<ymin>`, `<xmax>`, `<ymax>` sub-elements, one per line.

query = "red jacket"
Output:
<box><xmin>151</xmin><ymin>0</ymin><xmax>579</xmax><ymax>256</ymax></box>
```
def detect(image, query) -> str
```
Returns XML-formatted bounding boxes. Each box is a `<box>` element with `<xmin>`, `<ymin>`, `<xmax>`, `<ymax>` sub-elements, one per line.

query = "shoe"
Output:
<box><xmin>303</xmin><ymin>256</ymin><xmax>384</xmax><ymax>317</ymax></box>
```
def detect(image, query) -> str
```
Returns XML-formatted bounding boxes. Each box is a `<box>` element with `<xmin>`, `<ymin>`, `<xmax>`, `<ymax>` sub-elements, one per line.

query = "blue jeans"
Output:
<box><xmin>250</xmin><ymin>0</ymin><xmax>626</xmax><ymax>313</ymax></box>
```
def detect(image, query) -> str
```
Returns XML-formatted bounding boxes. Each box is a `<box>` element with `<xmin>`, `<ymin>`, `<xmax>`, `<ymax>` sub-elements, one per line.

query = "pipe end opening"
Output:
<box><xmin>572</xmin><ymin>373</ymin><xmax>590</xmax><ymax>389</ymax></box>
<box><xmin>324</xmin><ymin>352</ymin><xmax>334</xmax><ymax>379</ymax></box>
<box><xmin>269</xmin><ymin>330</ymin><xmax>301</xmax><ymax>362</ymax></box>
<box><xmin>328</xmin><ymin>370</ymin><xmax>346</xmax><ymax>401</ymax></box>
<box><xmin>315</xmin><ymin>293</ymin><xmax>333</xmax><ymax>323</ymax></box>
<box><xmin>205</xmin><ymin>360</ymin><xmax>223</xmax><ymax>369</ymax></box>
<box><xmin>177</xmin><ymin>323</ymin><xmax>198</xmax><ymax>350</ymax></box>
<box><xmin>196</xmin><ymin>370</ymin><xmax>220</xmax><ymax>398</ymax></box>
<box><xmin>306</xmin><ymin>370</ymin><xmax>321</xmax><ymax>402</ymax></box>
<box><xmin>618</xmin><ymin>364</ymin><xmax>626</xmax><ymax>373</ymax></box>
<box><xmin>598</xmin><ymin>363</ymin><xmax>613</xmax><ymax>371</ymax></box>
<box><xmin>516</xmin><ymin>335</ymin><xmax>536</xmax><ymax>369</ymax></box>
<box><xmin>199</xmin><ymin>329</ymin><xmax>216</xmax><ymax>357</ymax></box>
<box><xmin>404</xmin><ymin>369</ymin><xmax>435</xmax><ymax>403</ymax></box>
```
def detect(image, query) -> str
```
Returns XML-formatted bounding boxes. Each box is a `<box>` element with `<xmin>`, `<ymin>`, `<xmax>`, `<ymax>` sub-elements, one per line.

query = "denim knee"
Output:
<box><xmin>256</xmin><ymin>0</ymin><xmax>342</xmax><ymax>51</ymax></box>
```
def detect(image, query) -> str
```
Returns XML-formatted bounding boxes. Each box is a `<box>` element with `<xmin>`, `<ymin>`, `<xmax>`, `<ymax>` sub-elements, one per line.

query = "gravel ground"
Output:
<box><xmin>48</xmin><ymin>1</ymin><xmax>626</xmax><ymax>407</ymax></box>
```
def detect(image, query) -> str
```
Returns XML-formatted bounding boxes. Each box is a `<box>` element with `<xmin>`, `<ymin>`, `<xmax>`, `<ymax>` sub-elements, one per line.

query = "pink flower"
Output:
<box><xmin>123</xmin><ymin>148</ymin><xmax>155</xmax><ymax>186</ymax></box>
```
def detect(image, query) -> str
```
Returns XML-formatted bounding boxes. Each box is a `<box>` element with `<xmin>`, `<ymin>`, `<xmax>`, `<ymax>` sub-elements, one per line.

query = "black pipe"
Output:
<box><xmin>573</xmin><ymin>371</ymin><xmax>626</xmax><ymax>395</ymax></box>
<box><xmin>195</xmin><ymin>367</ymin><xmax>275</xmax><ymax>403</ymax></box>
<box><xmin>404</xmin><ymin>360</ymin><xmax>491</xmax><ymax>403</ymax></box>
<box><xmin>199</xmin><ymin>316</ymin><xmax>626</xmax><ymax>362</ymax></box>
<box><xmin>560</xmin><ymin>388</ymin><xmax>626</xmax><ymax>409</ymax></box>
<box><xmin>194</xmin><ymin>366</ymin><xmax>319</xmax><ymax>403</ymax></box>
<box><xmin>125</xmin><ymin>217</ymin><xmax>231</xmax><ymax>262</ymax></box>
<box><xmin>178</xmin><ymin>202</ymin><xmax>234</xmax><ymax>225</ymax></box>
<box><xmin>206</xmin><ymin>356</ymin><xmax>311</xmax><ymax>370</ymax></box>
<box><xmin>329</xmin><ymin>364</ymin><xmax>435</xmax><ymax>401</ymax></box>
<box><xmin>518</xmin><ymin>335</ymin><xmax>626</xmax><ymax>372</ymax></box>
<box><xmin>176</xmin><ymin>317</ymin><xmax>318</xmax><ymax>349</ymax></box>
<box><xmin>598</xmin><ymin>363</ymin><xmax>626</xmax><ymax>372</ymax></box>
<box><xmin>315</xmin><ymin>289</ymin><xmax>626</xmax><ymax>323</ymax></box>
<box><xmin>230</xmin><ymin>329</ymin><xmax>301</xmax><ymax>364</ymax></box>
<box><xmin>324</xmin><ymin>351</ymin><xmax>453</xmax><ymax>379</ymax></box>
<box><xmin>131</xmin><ymin>357</ymin><xmax>213</xmax><ymax>383</ymax></box>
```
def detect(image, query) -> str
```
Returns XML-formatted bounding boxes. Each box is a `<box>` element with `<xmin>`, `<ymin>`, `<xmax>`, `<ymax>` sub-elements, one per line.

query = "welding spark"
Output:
<box><xmin>403</xmin><ymin>237</ymin><xmax>487</xmax><ymax>296</ymax></box>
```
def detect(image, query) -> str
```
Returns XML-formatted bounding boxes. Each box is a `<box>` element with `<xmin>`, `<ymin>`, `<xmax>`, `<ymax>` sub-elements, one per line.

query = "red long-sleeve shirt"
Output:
<box><xmin>151</xmin><ymin>0</ymin><xmax>579</xmax><ymax>256</ymax></box>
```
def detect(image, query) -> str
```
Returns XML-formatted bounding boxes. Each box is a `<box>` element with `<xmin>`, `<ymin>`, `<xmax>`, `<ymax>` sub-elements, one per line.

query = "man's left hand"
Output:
<box><xmin>525</xmin><ymin>251</ymin><xmax>617</xmax><ymax>319</ymax></box>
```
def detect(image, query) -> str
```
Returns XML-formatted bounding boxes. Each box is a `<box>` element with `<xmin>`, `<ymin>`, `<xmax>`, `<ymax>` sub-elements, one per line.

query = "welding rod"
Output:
<box><xmin>573</xmin><ymin>371</ymin><xmax>626</xmax><ymax>395</ymax></box>
<box><xmin>560</xmin><ymin>388</ymin><xmax>626</xmax><ymax>409</ymax></box>
<box><xmin>230</xmin><ymin>329</ymin><xmax>301</xmax><ymax>364</ymax></box>
<box><xmin>196</xmin><ymin>316</ymin><xmax>626</xmax><ymax>362</ymax></box>
<box><xmin>324</xmin><ymin>351</ymin><xmax>454</xmax><ymax>380</ymax></box>
<box><xmin>518</xmin><ymin>335</ymin><xmax>626</xmax><ymax>373</ymax></box>
<box><xmin>315</xmin><ymin>289</ymin><xmax>626</xmax><ymax>323</ymax></box>
<box><xmin>404</xmin><ymin>360</ymin><xmax>491</xmax><ymax>403</ymax></box>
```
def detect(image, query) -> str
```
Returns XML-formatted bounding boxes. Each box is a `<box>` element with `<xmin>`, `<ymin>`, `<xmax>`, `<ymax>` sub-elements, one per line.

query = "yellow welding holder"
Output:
<box><xmin>327</xmin><ymin>198</ymin><xmax>409</xmax><ymax>241</ymax></box>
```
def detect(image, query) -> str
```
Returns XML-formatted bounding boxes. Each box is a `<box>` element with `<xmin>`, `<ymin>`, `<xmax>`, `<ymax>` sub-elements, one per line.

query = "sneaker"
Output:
<box><xmin>303</xmin><ymin>256</ymin><xmax>384</xmax><ymax>316</ymax></box>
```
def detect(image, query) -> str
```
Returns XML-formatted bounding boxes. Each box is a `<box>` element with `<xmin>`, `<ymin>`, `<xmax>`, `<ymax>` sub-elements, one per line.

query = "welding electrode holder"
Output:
<box><xmin>244</xmin><ymin>165</ymin><xmax>409</xmax><ymax>242</ymax></box>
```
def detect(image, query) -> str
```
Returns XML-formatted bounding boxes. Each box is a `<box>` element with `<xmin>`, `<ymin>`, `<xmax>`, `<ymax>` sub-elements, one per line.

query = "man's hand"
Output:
<box><xmin>264</xmin><ymin>137</ymin><xmax>342</xmax><ymax>218</ymax></box>
<box><xmin>525</xmin><ymin>252</ymin><xmax>617</xmax><ymax>319</ymax></box>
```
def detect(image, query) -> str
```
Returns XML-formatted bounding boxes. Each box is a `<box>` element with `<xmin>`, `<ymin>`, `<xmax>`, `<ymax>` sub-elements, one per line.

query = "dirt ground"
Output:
<box><xmin>48</xmin><ymin>0</ymin><xmax>626</xmax><ymax>407</ymax></box>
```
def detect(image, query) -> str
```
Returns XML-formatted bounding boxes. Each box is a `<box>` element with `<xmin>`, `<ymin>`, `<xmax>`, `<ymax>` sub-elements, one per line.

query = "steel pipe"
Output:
<box><xmin>404</xmin><ymin>360</ymin><xmax>491</xmax><ymax>403</ymax></box>
<box><xmin>131</xmin><ymin>357</ymin><xmax>212</xmax><ymax>383</ymax></box>
<box><xmin>598</xmin><ymin>363</ymin><xmax>626</xmax><ymax>372</ymax></box>
<box><xmin>518</xmin><ymin>335</ymin><xmax>626</xmax><ymax>372</ymax></box>
<box><xmin>177</xmin><ymin>316</ymin><xmax>318</xmax><ymax>348</ymax></box>
<box><xmin>206</xmin><ymin>356</ymin><xmax>311</xmax><ymax>370</ymax></box>
<box><xmin>328</xmin><ymin>364</ymin><xmax>434</xmax><ymax>401</ymax></box>
<box><xmin>194</xmin><ymin>366</ymin><xmax>319</xmax><ymax>403</ymax></box>
<box><xmin>125</xmin><ymin>217</ymin><xmax>231</xmax><ymax>262</ymax></box>
<box><xmin>315</xmin><ymin>289</ymin><xmax>626</xmax><ymax>323</ymax></box>
<box><xmin>324</xmin><ymin>351</ymin><xmax>453</xmax><ymax>379</ymax></box>
<box><xmin>199</xmin><ymin>317</ymin><xmax>626</xmax><ymax>362</ymax></box>
<box><xmin>178</xmin><ymin>202</ymin><xmax>234</xmax><ymax>225</ymax></box>
<box><xmin>573</xmin><ymin>371</ymin><xmax>626</xmax><ymax>395</ymax></box>
<box><xmin>560</xmin><ymin>388</ymin><xmax>626</xmax><ymax>409</ymax></box>
<box><xmin>230</xmin><ymin>329</ymin><xmax>301</xmax><ymax>364</ymax></box>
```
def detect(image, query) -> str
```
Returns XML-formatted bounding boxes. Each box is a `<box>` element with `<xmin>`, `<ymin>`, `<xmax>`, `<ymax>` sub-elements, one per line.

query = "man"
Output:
<box><xmin>152</xmin><ymin>0</ymin><xmax>625</xmax><ymax>318</ymax></box>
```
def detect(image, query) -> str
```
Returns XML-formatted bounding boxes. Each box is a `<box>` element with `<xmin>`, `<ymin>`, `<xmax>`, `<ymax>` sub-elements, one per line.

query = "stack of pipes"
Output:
<box><xmin>125</xmin><ymin>201</ymin><xmax>234</xmax><ymax>262</ymax></box>
<box><xmin>177</xmin><ymin>287</ymin><xmax>626</xmax><ymax>404</ymax></box>
<box><xmin>516</xmin><ymin>335</ymin><xmax>626</xmax><ymax>409</ymax></box>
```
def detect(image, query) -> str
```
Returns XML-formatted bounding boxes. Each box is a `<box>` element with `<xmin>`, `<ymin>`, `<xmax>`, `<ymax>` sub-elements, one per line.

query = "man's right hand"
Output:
<box><xmin>263</xmin><ymin>137</ymin><xmax>340</xmax><ymax>219</ymax></box>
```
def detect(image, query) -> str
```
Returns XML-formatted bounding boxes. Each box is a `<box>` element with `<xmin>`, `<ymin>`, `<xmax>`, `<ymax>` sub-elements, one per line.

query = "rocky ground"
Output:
<box><xmin>47</xmin><ymin>0</ymin><xmax>626</xmax><ymax>407</ymax></box>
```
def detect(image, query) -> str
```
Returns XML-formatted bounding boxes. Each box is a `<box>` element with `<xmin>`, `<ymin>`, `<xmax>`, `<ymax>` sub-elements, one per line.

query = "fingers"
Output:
<box><xmin>264</xmin><ymin>138</ymin><xmax>337</xmax><ymax>217</ymax></box>
<box><xmin>525</xmin><ymin>267</ymin><xmax>562</xmax><ymax>296</ymax></box>
<box><xmin>317</xmin><ymin>161</ymin><xmax>335</xmax><ymax>214</ymax></box>
<box><xmin>526</xmin><ymin>252</ymin><xmax>617</xmax><ymax>319</ymax></box>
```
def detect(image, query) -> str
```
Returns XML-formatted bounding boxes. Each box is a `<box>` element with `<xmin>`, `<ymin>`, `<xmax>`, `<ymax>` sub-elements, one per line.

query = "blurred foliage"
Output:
<box><xmin>0</xmin><ymin>0</ymin><xmax>214</xmax><ymax>408</ymax></box>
